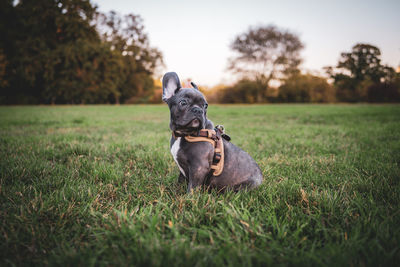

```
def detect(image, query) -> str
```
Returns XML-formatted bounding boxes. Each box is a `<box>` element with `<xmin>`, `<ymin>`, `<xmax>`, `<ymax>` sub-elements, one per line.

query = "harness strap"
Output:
<box><xmin>175</xmin><ymin>128</ymin><xmax>225</xmax><ymax>176</ymax></box>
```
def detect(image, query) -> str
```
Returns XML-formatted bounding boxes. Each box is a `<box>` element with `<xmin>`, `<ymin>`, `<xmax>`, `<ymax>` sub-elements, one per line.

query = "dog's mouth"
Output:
<box><xmin>189</xmin><ymin>118</ymin><xmax>200</xmax><ymax>128</ymax></box>
<box><xmin>174</xmin><ymin>118</ymin><xmax>202</xmax><ymax>134</ymax></box>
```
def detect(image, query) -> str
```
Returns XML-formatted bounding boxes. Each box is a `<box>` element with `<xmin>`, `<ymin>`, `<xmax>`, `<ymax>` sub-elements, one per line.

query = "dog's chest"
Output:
<box><xmin>170</xmin><ymin>137</ymin><xmax>186</xmax><ymax>177</ymax></box>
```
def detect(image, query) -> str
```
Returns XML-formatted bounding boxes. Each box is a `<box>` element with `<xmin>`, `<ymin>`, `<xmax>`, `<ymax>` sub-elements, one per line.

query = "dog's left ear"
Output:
<box><xmin>162</xmin><ymin>72</ymin><xmax>181</xmax><ymax>102</ymax></box>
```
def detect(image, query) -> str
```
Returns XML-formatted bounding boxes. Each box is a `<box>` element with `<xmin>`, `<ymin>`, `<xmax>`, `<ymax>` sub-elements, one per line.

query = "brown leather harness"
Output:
<box><xmin>173</xmin><ymin>126</ymin><xmax>230</xmax><ymax>176</ymax></box>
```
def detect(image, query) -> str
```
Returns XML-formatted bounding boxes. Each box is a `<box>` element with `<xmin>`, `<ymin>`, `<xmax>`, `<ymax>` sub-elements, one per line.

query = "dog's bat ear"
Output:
<box><xmin>162</xmin><ymin>72</ymin><xmax>181</xmax><ymax>102</ymax></box>
<box><xmin>190</xmin><ymin>82</ymin><xmax>199</xmax><ymax>90</ymax></box>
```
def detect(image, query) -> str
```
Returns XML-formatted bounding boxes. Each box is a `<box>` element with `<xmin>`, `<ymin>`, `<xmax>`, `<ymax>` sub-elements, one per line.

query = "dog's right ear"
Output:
<box><xmin>162</xmin><ymin>72</ymin><xmax>181</xmax><ymax>102</ymax></box>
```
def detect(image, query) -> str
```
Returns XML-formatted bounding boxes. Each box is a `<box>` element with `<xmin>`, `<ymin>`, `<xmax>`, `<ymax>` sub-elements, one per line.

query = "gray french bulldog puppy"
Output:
<box><xmin>162</xmin><ymin>72</ymin><xmax>263</xmax><ymax>193</ymax></box>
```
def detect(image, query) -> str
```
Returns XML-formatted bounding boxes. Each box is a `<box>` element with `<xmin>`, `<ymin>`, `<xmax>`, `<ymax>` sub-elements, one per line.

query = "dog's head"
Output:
<box><xmin>162</xmin><ymin>72</ymin><xmax>208</xmax><ymax>135</ymax></box>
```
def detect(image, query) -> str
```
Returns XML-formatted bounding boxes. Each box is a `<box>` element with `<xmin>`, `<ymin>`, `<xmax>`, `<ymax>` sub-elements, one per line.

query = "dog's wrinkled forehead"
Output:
<box><xmin>171</xmin><ymin>88</ymin><xmax>206</xmax><ymax>104</ymax></box>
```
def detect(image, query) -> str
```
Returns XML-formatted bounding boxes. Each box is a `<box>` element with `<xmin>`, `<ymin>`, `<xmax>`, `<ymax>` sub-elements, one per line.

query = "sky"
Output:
<box><xmin>95</xmin><ymin>0</ymin><xmax>400</xmax><ymax>87</ymax></box>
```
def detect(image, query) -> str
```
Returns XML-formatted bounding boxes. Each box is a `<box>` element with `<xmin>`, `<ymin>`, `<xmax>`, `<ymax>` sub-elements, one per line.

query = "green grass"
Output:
<box><xmin>1</xmin><ymin>104</ymin><xmax>399</xmax><ymax>266</ymax></box>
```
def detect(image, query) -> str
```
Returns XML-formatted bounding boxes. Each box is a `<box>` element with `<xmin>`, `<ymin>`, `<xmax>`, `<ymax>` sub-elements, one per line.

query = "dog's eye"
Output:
<box><xmin>179</xmin><ymin>100</ymin><xmax>187</xmax><ymax>106</ymax></box>
<box><xmin>204</xmin><ymin>103</ymin><xmax>208</xmax><ymax>109</ymax></box>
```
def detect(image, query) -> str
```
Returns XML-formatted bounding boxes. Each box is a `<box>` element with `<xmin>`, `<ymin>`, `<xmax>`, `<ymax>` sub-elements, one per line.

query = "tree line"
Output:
<box><xmin>209</xmin><ymin>25</ymin><xmax>400</xmax><ymax>103</ymax></box>
<box><xmin>0</xmin><ymin>1</ymin><xmax>399</xmax><ymax>104</ymax></box>
<box><xmin>0</xmin><ymin>0</ymin><xmax>162</xmax><ymax>104</ymax></box>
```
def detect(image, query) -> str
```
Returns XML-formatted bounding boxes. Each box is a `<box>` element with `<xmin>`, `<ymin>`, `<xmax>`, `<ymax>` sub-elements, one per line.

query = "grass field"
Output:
<box><xmin>1</xmin><ymin>104</ymin><xmax>399</xmax><ymax>266</ymax></box>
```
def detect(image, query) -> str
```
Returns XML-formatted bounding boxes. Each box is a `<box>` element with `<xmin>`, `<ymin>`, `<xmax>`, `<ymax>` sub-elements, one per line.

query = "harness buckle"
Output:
<box><xmin>215</xmin><ymin>124</ymin><xmax>224</xmax><ymax>133</ymax></box>
<box><xmin>213</xmin><ymin>153</ymin><xmax>221</xmax><ymax>164</ymax></box>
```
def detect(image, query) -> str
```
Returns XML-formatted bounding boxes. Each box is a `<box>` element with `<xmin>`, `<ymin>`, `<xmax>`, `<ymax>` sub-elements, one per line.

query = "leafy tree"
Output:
<box><xmin>0</xmin><ymin>0</ymin><xmax>163</xmax><ymax>104</ymax></box>
<box><xmin>0</xmin><ymin>0</ymin><xmax>22</xmax><ymax>102</ymax></box>
<box><xmin>338</xmin><ymin>44</ymin><xmax>383</xmax><ymax>82</ymax></box>
<box><xmin>98</xmin><ymin>11</ymin><xmax>163</xmax><ymax>103</ymax></box>
<box><xmin>326</xmin><ymin>43</ymin><xmax>398</xmax><ymax>102</ymax></box>
<box><xmin>0</xmin><ymin>0</ymin><xmax>100</xmax><ymax>103</ymax></box>
<box><xmin>43</xmin><ymin>40</ymin><xmax>123</xmax><ymax>103</ymax></box>
<box><xmin>228</xmin><ymin>25</ymin><xmax>304</xmax><ymax>101</ymax></box>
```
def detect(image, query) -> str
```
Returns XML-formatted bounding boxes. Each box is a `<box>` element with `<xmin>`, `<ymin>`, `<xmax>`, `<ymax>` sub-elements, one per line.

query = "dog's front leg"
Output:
<box><xmin>187</xmin><ymin>164</ymin><xmax>210</xmax><ymax>193</ymax></box>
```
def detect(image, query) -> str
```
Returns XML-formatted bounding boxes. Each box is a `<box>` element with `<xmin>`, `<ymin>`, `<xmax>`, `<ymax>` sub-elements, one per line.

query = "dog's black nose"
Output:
<box><xmin>191</xmin><ymin>106</ymin><xmax>203</xmax><ymax>115</ymax></box>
